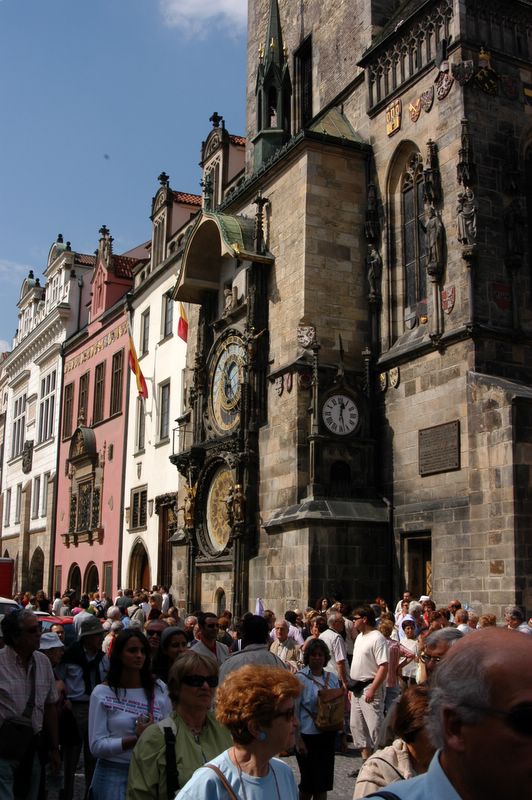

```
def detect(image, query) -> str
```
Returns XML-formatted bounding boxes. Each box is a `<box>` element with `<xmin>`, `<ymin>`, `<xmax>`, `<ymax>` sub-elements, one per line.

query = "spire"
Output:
<box><xmin>264</xmin><ymin>0</ymin><xmax>284</xmax><ymax>70</ymax></box>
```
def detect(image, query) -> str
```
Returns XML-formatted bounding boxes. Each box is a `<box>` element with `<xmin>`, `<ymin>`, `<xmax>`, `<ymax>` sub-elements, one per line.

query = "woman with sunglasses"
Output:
<box><xmin>88</xmin><ymin>630</ymin><xmax>172</xmax><ymax>800</ymax></box>
<box><xmin>175</xmin><ymin>665</ymin><xmax>300</xmax><ymax>799</ymax></box>
<box><xmin>126</xmin><ymin>651</ymin><xmax>231</xmax><ymax>800</ymax></box>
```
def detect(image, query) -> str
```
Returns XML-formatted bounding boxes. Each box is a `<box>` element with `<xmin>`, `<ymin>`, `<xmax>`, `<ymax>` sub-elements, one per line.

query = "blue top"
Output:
<box><xmin>176</xmin><ymin>749</ymin><xmax>299</xmax><ymax>799</ymax></box>
<box><xmin>365</xmin><ymin>751</ymin><xmax>463</xmax><ymax>799</ymax></box>
<box><xmin>296</xmin><ymin>666</ymin><xmax>341</xmax><ymax>735</ymax></box>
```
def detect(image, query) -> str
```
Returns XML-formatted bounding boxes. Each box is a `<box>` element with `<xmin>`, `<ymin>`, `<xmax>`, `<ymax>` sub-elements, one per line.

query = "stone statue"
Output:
<box><xmin>366</xmin><ymin>244</ymin><xmax>382</xmax><ymax>298</ymax></box>
<box><xmin>423</xmin><ymin>206</ymin><xmax>444</xmax><ymax>278</ymax></box>
<box><xmin>456</xmin><ymin>188</ymin><xmax>477</xmax><ymax>246</ymax></box>
<box><xmin>182</xmin><ymin>485</ymin><xmax>195</xmax><ymax>528</ymax></box>
<box><xmin>233</xmin><ymin>484</ymin><xmax>245</xmax><ymax>525</ymax></box>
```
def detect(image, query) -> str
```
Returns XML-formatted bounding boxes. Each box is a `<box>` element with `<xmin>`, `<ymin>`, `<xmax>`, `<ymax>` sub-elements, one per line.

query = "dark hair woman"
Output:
<box><xmin>88</xmin><ymin>629</ymin><xmax>172</xmax><ymax>800</ymax></box>
<box><xmin>295</xmin><ymin>638</ymin><xmax>342</xmax><ymax>800</ymax></box>
<box><xmin>152</xmin><ymin>627</ymin><xmax>188</xmax><ymax>682</ymax></box>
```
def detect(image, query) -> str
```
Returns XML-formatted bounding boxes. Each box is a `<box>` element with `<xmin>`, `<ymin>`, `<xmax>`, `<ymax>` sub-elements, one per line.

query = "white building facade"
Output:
<box><xmin>0</xmin><ymin>237</ymin><xmax>94</xmax><ymax>594</ymax></box>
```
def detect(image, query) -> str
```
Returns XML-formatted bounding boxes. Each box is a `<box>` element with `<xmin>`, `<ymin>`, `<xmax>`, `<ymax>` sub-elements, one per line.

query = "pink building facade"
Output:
<box><xmin>53</xmin><ymin>227</ymin><xmax>142</xmax><ymax>598</ymax></box>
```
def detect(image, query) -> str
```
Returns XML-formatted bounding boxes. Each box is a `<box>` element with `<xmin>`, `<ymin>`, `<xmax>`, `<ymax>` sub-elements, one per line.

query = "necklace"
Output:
<box><xmin>232</xmin><ymin>747</ymin><xmax>282</xmax><ymax>800</ymax></box>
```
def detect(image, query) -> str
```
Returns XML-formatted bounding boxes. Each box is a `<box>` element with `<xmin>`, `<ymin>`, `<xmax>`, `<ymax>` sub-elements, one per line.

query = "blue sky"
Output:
<box><xmin>0</xmin><ymin>0</ymin><xmax>247</xmax><ymax>350</ymax></box>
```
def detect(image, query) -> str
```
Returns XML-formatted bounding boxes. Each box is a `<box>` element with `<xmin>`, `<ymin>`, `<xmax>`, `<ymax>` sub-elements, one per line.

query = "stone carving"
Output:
<box><xmin>420</xmin><ymin>86</ymin><xmax>434</xmax><ymax>112</ymax></box>
<box><xmin>457</xmin><ymin>119</ymin><xmax>475</xmax><ymax>187</ymax></box>
<box><xmin>297</xmin><ymin>325</ymin><xmax>316</xmax><ymax>348</ymax></box>
<box><xmin>182</xmin><ymin>484</ymin><xmax>196</xmax><ymax>528</ymax></box>
<box><xmin>274</xmin><ymin>376</ymin><xmax>283</xmax><ymax>396</ymax></box>
<box><xmin>22</xmin><ymin>440</ymin><xmax>34</xmax><ymax>474</ymax></box>
<box><xmin>423</xmin><ymin>140</ymin><xmax>442</xmax><ymax>206</ymax></box>
<box><xmin>474</xmin><ymin>48</ymin><xmax>499</xmax><ymax>95</ymax></box>
<box><xmin>441</xmin><ymin>285</ymin><xmax>456</xmax><ymax>314</ymax></box>
<box><xmin>233</xmin><ymin>484</ymin><xmax>245</xmax><ymax>525</ymax></box>
<box><xmin>456</xmin><ymin>188</ymin><xmax>477</xmax><ymax>245</ymax></box>
<box><xmin>364</xmin><ymin>183</ymin><xmax>380</xmax><ymax>241</ymax></box>
<box><xmin>366</xmin><ymin>244</ymin><xmax>382</xmax><ymax>299</ymax></box>
<box><xmin>451</xmin><ymin>60</ymin><xmax>474</xmax><ymax>85</ymax></box>
<box><xmin>423</xmin><ymin>206</ymin><xmax>444</xmax><ymax>278</ymax></box>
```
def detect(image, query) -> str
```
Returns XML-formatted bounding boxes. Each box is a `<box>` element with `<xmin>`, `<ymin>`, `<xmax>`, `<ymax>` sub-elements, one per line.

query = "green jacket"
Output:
<box><xmin>126</xmin><ymin>710</ymin><xmax>232</xmax><ymax>800</ymax></box>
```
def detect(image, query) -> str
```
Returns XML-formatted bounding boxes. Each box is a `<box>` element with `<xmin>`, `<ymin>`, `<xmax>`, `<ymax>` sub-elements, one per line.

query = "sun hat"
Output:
<box><xmin>40</xmin><ymin>632</ymin><xmax>64</xmax><ymax>650</ymax></box>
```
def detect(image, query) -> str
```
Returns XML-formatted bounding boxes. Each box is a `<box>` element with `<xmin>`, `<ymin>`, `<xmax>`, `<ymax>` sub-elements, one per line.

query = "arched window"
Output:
<box><xmin>402</xmin><ymin>152</ymin><xmax>426</xmax><ymax>313</ymax></box>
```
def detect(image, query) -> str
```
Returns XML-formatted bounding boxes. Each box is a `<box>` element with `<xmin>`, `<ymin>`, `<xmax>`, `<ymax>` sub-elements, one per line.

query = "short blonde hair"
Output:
<box><xmin>216</xmin><ymin>665</ymin><xmax>300</xmax><ymax>744</ymax></box>
<box><xmin>167</xmin><ymin>651</ymin><xmax>218</xmax><ymax>705</ymax></box>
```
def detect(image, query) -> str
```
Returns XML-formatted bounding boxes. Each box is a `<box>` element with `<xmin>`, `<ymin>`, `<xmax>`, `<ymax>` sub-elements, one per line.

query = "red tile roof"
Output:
<box><xmin>112</xmin><ymin>255</ymin><xmax>137</xmax><ymax>279</ymax></box>
<box><xmin>230</xmin><ymin>135</ymin><xmax>246</xmax><ymax>147</ymax></box>
<box><xmin>76</xmin><ymin>253</ymin><xmax>97</xmax><ymax>266</ymax></box>
<box><xmin>173</xmin><ymin>191</ymin><xmax>202</xmax><ymax>206</ymax></box>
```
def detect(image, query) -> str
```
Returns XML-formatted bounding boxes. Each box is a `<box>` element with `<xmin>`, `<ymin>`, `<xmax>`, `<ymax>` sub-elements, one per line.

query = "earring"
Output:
<box><xmin>257</xmin><ymin>731</ymin><xmax>267</xmax><ymax>742</ymax></box>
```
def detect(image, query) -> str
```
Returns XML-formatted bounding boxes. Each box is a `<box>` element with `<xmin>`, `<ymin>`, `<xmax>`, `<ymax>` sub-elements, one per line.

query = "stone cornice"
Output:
<box><xmin>3</xmin><ymin>306</ymin><xmax>70</xmax><ymax>378</ymax></box>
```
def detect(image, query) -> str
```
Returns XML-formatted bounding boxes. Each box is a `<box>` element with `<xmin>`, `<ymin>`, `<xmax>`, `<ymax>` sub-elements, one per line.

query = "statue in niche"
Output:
<box><xmin>232</xmin><ymin>484</ymin><xmax>245</xmax><ymax>525</ymax></box>
<box><xmin>423</xmin><ymin>206</ymin><xmax>444</xmax><ymax>278</ymax></box>
<box><xmin>366</xmin><ymin>244</ymin><xmax>382</xmax><ymax>298</ymax></box>
<box><xmin>504</xmin><ymin>199</ymin><xmax>524</xmax><ymax>261</ymax></box>
<box><xmin>456</xmin><ymin>188</ymin><xmax>477</xmax><ymax>246</ymax></box>
<box><xmin>222</xmin><ymin>285</ymin><xmax>238</xmax><ymax>317</ymax></box>
<box><xmin>181</xmin><ymin>484</ymin><xmax>195</xmax><ymax>528</ymax></box>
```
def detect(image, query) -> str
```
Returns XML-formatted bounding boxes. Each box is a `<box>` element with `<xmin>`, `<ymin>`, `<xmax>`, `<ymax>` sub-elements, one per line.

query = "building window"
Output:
<box><xmin>158</xmin><ymin>381</ymin><xmax>170</xmax><ymax>441</ymax></box>
<box><xmin>32</xmin><ymin>476</ymin><xmax>40</xmax><ymax>519</ymax></box>
<box><xmin>4</xmin><ymin>489</ymin><xmax>11</xmax><ymax>526</ymax></box>
<box><xmin>402</xmin><ymin>152</ymin><xmax>426</xmax><ymax>311</ymax></box>
<box><xmin>38</xmin><ymin>370</ymin><xmax>56</xmax><ymax>443</ymax></box>
<box><xmin>110</xmin><ymin>350</ymin><xmax>124</xmax><ymax>416</ymax></box>
<box><xmin>140</xmin><ymin>310</ymin><xmax>150</xmax><ymax>356</ymax></box>
<box><xmin>41</xmin><ymin>472</ymin><xmax>50</xmax><ymax>517</ymax></box>
<box><xmin>63</xmin><ymin>382</ymin><xmax>74</xmax><ymax>439</ymax></box>
<box><xmin>162</xmin><ymin>293</ymin><xmax>173</xmax><ymax>339</ymax></box>
<box><xmin>78</xmin><ymin>372</ymin><xmax>89</xmax><ymax>426</ymax></box>
<box><xmin>295</xmin><ymin>36</ymin><xmax>313</xmax><ymax>129</ymax></box>
<box><xmin>93</xmin><ymin>362</ymin><xmax>105</xmax><ymax>424</ymax></box>
<box><xmin>11</xmin><ymin>392</ymin><xmax>27</xmax><ymax>459</ymax></box>
<box><xmin>77</xmin><ymin>480</ymin><xmax>93</xmax><ymax>531</ymax></box>
<box><xmin>131</xmin><ymin>486</ymin><xmax>147</xmax><ymax>530</ymax></box>
<box><xmin>136</xmin><ymin>397</ymin><xmax>146</xmax><ymax>452</ymax></box>
<box><xmin>14</xmin><ymin>484</ymin><xmax>22</xmax><ymax>524</ymax></box>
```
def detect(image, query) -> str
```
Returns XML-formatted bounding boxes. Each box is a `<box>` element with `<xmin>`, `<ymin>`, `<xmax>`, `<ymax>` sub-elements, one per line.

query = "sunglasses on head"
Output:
<box><xmin>181</xmin><ymin>674</ymin><xmax>219</xmax><ymax>688</ymax></box>
<box><xmin>420</xmin><ymin>652</ymin><xmax>442</xmax><ymax>664</ymax></box>
<box><xmin>462</xmin><ymin>703</ymin><xmax>532</xmax><ymax>737</ymax></box>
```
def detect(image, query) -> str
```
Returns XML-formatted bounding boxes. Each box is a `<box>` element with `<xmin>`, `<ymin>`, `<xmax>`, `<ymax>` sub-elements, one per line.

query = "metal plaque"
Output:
<box><xmin>419</xmin><ymin>421</ymin><xmax>460</xmax><ymax>476</ymax></box>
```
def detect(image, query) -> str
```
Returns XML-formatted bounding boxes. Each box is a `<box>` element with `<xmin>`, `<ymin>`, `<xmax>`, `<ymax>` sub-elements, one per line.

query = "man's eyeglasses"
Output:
<box><xmin>461</xmin><ymin>703</ymin><xmax>532</xmax><ymax>737</ymax></box>
<box><xmin>419</xmin><ymin>652</ymin><xmax>442</xmax><ymax>664</ymax></box>
<box><xmin>146</xmin><ymin>630</ymin><xmax>162</xmax><ymax>637</ymax></box>
<box><xmin>352</xmin><ymin>616</ymin><xmax>362</xmax><ymax>621</ymax></box>
<box><xmin>272</xmin><ymin>707</ymin><xmax>296</xmax><ymax>721</ymax></box>
<box><xmin>181</xmin><ymin>674</ymin><xmax>218</xmax><ymax>688</ymax></box>
<box><xmin>204</xmin><ymin>623</ymin><xmax>219</xmax><ymax>629</ymax></box>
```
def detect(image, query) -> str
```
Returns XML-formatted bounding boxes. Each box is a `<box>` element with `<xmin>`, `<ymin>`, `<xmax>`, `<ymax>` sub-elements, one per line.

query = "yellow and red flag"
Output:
<box><xmin>128</xmin><ymin>327</ymin><xmax>148</xmax><ymax>399</ymax></box>
<box><xmin>177</xmin><ymin>302</ymin><xmax>188</xmax><ymax>342</ymax></box>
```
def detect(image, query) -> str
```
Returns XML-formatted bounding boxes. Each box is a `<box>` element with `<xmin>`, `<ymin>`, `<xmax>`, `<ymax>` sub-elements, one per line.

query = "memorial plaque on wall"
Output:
<box><xmin>419</xmin><ymin>421</ymin><xmax>460</xmax><ymax>476</ymax></box>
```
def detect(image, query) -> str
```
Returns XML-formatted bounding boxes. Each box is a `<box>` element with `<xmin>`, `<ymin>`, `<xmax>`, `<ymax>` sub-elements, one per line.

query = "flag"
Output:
<box><xmin>178</xmin><ymin>302</ymin><xmax>188</xmax><ymax>342</ymax></box>
<box><xmin>128</xmin><ymin>331</ymin><xmax>148</xmax><ymax>399</ymax></box>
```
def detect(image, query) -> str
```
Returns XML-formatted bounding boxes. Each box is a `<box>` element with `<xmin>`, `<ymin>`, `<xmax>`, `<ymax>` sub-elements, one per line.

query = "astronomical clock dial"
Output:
<box><xmin>210</xmin><ymin>334</ymin><xmax>246</xmax><ymax>433</ymax></box>
<box><xmin>322</xmin><ymin>393</ymin><xmax>360</xmax><ymax>436</ymax></box>
<box><xmin>206</xmin><ymin>464</ymin><xmax>233</xmax><ymax>553</ymax></box>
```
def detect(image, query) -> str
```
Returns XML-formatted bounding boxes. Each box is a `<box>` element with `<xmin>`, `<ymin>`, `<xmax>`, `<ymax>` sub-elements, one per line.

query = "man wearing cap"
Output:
<box><xmin>61</xmin><ymin>615</ymin><xmax>107</xmax><ymax>800</ymax></box>
<box><xmin>365</xmin><ymin>627</ymin><xmax>532</xmax><ymax>800</ymax></box>
<box><xmin>0</xmin><ymin>610</ymin><xmax>59</xmax><ymax>800</ymax></box>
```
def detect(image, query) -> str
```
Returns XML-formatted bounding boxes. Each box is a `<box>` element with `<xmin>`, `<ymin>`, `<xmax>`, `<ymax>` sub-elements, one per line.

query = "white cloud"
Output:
<box><xmin>159</xmin><ymin>0</ymin><xmax>247</xmax><ymax>37</ymax></box>
<box><xmin>0</xmin><ymin>257</ymin><xmax>33</xmax><ymax>285</ymax></box>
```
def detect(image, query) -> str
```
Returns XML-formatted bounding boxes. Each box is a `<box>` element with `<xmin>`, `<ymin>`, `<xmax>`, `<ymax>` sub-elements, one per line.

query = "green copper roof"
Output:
<box><xmin>309</xmin><ymin>107</ymin><xmax>366</xmax><ymax>143</ymax></box>
<box><xmin>204</xmin><ymin>211</ymin><xmax>256</xmax><ymax>255</ymax></box>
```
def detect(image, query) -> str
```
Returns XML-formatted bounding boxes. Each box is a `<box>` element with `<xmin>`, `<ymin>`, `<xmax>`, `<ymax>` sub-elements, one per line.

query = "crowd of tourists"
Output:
<box><xmin>0</xmin><ymin>586</ymin><xmax>531</xmax><ymax>800</ymax></box>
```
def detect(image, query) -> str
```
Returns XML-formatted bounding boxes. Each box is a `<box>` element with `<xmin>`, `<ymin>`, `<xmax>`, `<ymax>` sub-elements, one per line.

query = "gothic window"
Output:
<box><xmin>135</xmin><ymin>397</ymin><xmax>145</xmax><ymax>453</ymax></box>
<box><xmin>152</xmin><ymin>217</ymin><xmax>165</xmax><ymax>267</ymax></box>
<box><xmin>93</xmin><ymin>362</ymin><xmax>106</xmax><ymax>424</ymax></box>
<box><xmin>63</xmin><ymin>382</ymin><xmax>74</xmax><ymax>439</ymax></box>
<box><xmin>11</xmin><ymin>392</ymin><xmax>27</xmax><ymax>459</ymax></box>
<box><xmin>78</xmin><ymin>372</ymin><xmax>89</xmax><ymax>425</ymax></box>
<box><xmin>41</xmin><ymin>472</ymin><xmax>50</xmax><ymax>517</ymax></box>
<box><xmin>402</xmin><ymin>153</ymin><xmax>426</xmax><ymax>312</ymax></box>
<box><xmin>77</xmin><ymin>480</ymin><xmax>92</xmax><ymax>531</ymax></box>
<box><xmin>14</xmin><ymin>483</ymin><xmax>22</xmax><ymax>524</ymax></box>
<box><xmin>38</xmin><ymin>370</ymin><xmax>56</xmax><ymax>443</ymax></box>
<box><xmin>4</xmin><ymin>488</ymin><xmax>11</xmax><ymax>526</ymax></box>
<box><xmin>110</xmin><ymin>350</ymin><xmax>124</xmax><ymax>416</ymax></box>
<box><xmin>295</xmin><ymin>36</ymin><xmax>312</xmax><ymax>129</ymax></box>
<box><xmin>131</xmin><ymin>486</ymin><xmax>147</xmax><ymax>530</ymax></box>
<box><xmin>32</xmin><ymin>476</ymin><xmax>40</xmax><ymax>519</ymax></box>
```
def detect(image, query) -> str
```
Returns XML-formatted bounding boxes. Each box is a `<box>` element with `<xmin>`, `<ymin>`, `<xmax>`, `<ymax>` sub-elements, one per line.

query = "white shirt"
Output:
<box><xmin>88</xmin><ymin>681</ymin><xmax>172</xmax><ymax>764</ymax></box>
<box><xmin>319</xmin><ymin>628</ymin><xmax>347</xmax><ymax>676</ymax></box>
<box><xmin>350</xmin><ymin>628</ymin><xmax>388</xmax><ymax>681</ymax></box>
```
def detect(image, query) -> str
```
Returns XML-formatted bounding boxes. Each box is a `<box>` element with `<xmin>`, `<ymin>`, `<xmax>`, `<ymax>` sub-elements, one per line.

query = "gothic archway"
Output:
<box><xmin>28</xmin><ymin>547</ymin><xmax>44</xmax><ymax>594</ymax></box>
<box><xmin>128</xmin><ymin>540</ymin><xmax>150</xmax><ymax>591</ymax></box>
<box><xmin>84</xmin><ymin>562</ymin><xmax>99</xmax><ymax>594</ymax></box>
<box><xmin>68</xmin><ymin>563</ymin><xmax>82</xmax><ymax>603</ymax></box>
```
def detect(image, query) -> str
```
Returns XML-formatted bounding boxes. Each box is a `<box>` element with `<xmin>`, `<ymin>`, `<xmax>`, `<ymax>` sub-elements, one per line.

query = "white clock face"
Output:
<box><xmin>322</xmin><ymin>394</ymin><xmax>359</xmax><ymax>435</ymax></box>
